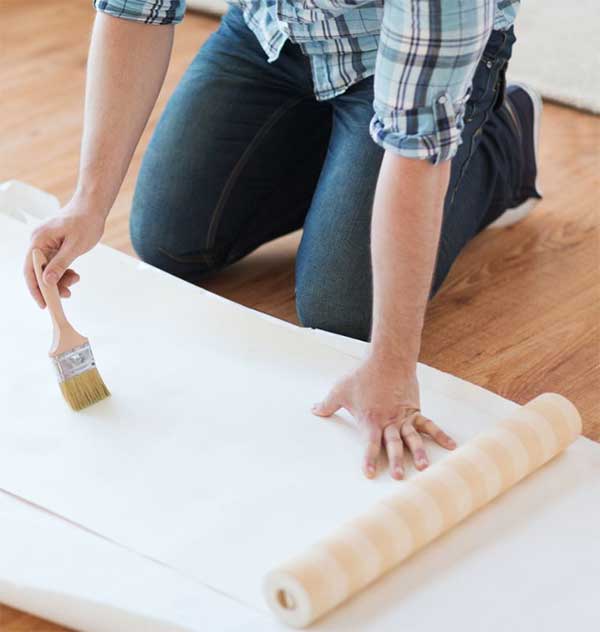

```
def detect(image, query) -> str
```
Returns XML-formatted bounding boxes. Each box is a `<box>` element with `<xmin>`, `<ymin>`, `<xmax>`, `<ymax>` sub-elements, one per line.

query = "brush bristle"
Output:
<box><xmin>59</xmin><ymin>367</ymin><xmax>110</xmax><ymax>411</ymax></box>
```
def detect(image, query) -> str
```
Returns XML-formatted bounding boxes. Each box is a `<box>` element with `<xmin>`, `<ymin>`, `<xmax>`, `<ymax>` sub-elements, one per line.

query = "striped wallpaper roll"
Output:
<box><xmin>264</xmin><ymin>393</ymin><xmax>582</xmax><ymax>628</ymax></box>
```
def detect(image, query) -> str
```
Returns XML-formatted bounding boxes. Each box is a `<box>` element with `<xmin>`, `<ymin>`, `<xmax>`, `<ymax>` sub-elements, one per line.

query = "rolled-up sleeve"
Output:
<box><xmin>370</xmin><ymin>0</ymin><xmax>495</xmax><ymax>163</ymax></box>
<box><xmin>94</xmin><ymin>0</ymin><xmax>186</xmax><ymax>25</ymax></box>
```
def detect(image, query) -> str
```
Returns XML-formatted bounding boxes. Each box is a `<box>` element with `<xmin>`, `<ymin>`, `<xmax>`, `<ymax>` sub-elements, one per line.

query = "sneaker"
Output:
<box><xmin>487</xmin><ymin>83</ymin><xmax>543</xmax><ymax>229</ymax></box>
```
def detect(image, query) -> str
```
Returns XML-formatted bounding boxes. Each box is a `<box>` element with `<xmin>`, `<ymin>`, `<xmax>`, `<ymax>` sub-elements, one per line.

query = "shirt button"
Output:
<box><xmin>437</xmin><ymin>95</ymin><xmax>447</xmax><ymax>105</ymax></box>
<box><xmin>486</xmin><ymin>60</ymin><xmax>493</xmax><ymax>69</ymax></box>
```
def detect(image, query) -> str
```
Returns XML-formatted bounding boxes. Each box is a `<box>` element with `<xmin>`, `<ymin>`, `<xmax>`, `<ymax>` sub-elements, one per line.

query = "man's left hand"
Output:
<box><xmin>312</xmin><ymin>358</ymin><xmax>456</xmax><ymax>480</ymax></box>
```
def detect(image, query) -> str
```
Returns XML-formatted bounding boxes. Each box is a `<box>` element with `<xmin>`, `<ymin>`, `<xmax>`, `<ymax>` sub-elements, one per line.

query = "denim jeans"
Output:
<box><xmin>131</xmin><ymin>6</ymin><xmax>525</xmax><ymax>341</ymax></box>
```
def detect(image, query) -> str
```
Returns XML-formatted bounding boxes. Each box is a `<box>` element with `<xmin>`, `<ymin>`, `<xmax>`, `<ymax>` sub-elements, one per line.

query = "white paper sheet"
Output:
<box><xmin>0</xmin><ymin>491</ymin><xmax>253</xmax><ymax>632</ymax></box>
<box><xmin>1</xmin><ymin>207</ymin><xmax>599</xmax><ymax>631</ymax></box>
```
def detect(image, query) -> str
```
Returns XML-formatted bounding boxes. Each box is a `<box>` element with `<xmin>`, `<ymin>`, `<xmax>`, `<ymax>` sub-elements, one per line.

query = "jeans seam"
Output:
<box><xmin>156</xmin><ymin>245</ymin><xmax>223</xmax><ymax>265</ymax></box>
<box><xmin>205</xmin><ymin>95</ymin><xmax>309</xmax><ymax>249</ymax></box>
<box><xmin>434</xmin><ymin>111</ymin><xmax>487</xmax><ymax>292</ymax></box>
<box><xmin>448</xmin><ymin>122</ymin><xmax>485</xmax><ymax>211</ymax></box>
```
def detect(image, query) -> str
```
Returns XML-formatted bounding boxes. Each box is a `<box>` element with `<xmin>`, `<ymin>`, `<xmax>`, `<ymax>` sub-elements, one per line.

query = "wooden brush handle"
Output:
<box><xmin>32</xmin><ymin>248</ymin><xmax>87</xmax><ymax>356</ymax></box>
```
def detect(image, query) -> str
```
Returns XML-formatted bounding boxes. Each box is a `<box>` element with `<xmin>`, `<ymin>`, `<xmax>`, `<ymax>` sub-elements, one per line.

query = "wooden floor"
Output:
<box><xmin>1</xmin><ymin>1</ymin><xmax>599</xmax><ymax>629</ymax></box>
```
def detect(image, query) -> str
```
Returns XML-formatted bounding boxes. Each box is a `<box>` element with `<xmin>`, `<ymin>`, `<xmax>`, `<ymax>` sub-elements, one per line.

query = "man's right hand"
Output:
<box><xmin>24</xmin><ymin>199</ymin><xmax>106</xmax><ymax>308</ymax></box>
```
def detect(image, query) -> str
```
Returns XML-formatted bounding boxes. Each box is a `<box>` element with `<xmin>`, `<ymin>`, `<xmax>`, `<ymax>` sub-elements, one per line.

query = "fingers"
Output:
<box><xmin>363</xmin><ymin>426</ymin><xmax>382</xmax><ymax>479</ymax></box>
<box><xmin>384</xmin><ymin>425</ymin><xmax>404</xmax><ymax>480</ymax></box>
<box><xmin>57</xmin><ymin>269</ymin><xmax>80</xmax><ymax>298</ymax></box>
<box><xmin>312</xmin><ymin>387</ymin><xmax>343</xmax><ymax>418</ymax></box>
<box><xmin>26</xmin><ymin>222</ymin><xmax>76</xmax><ymax>305</ymax></box>
<box><xmin>401</xmin><ymin>420</ymin><xmax>429</xmax><ymax>470</ymax></box>
<box><xmin>25</xmin><ymin>246</ymin><xmax>80</xmax><ymax>305</ymax></box>
<box><xmin>414</xmin><ymin>414</ymin><xmax>456</xmax><ymax>450</ymax></box>
<box><xmin>60</xmin><ymin>269</ymin><xmax>81</xmax><ymax>287</ymax></box>
<box><xmin>24</xmin><ymin>208</ymin><xmax>105</xmax><ymax>306</ymax></box>
<box><xmin>43</xmin><ymin>240</ymin><xmax>77</xmax><ymax>286</ymax></box>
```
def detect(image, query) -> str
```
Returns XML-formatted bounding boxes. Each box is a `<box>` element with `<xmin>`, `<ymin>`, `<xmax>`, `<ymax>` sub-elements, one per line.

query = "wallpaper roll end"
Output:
<box><xmin>263</xmin><ymin>569</ymin><xmax>314</xmax><ymax>628</ymax></box>
<box><xmin>524</xmin><ymin>393</ymin><xmax>582</xmax><ymax>442</ymax></box>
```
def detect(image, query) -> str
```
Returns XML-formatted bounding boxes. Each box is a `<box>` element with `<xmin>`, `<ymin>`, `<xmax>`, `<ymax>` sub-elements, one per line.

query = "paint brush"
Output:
<box><xmin>32</xmin><ymin>248</ymin><xmax>110</xmax><ymax>411</ymax></box>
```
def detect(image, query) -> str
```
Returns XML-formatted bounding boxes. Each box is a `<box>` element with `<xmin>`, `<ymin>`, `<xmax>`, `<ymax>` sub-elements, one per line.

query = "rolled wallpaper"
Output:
<box><xmin>264</xmin><ymin>393</ymin><xmax>582</xmax><ymax>627</ymax></box>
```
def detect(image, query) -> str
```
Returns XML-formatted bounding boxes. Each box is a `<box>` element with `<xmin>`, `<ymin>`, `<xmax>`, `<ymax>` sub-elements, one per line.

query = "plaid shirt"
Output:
<box><xmin>94</xmin><ymin>0</ymin><xmax>519</xmax><ymax>163</ymax></box>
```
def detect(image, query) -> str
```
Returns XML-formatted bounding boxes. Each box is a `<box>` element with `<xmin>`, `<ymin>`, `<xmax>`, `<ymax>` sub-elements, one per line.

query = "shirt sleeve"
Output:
<box><xmin>93</xmin><ymin>0</ymin><xmax>186</xmax><ymax>25</ymax></box>
<box><xmin>370</xmin><ymin>0</ymin><xmax>495</xmax><ymax>164</ymax></box>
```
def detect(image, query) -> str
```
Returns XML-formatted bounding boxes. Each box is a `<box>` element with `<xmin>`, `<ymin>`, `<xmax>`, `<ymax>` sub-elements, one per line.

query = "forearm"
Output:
<box><xmin>370</xmin><ymin>152</ymin><xmax>450</xmax><ymax>370</ymax></box>
<box><xmin>75</xmin><ymin>13</ymin><xmax>174</xmax><ymax>217</ymax></box>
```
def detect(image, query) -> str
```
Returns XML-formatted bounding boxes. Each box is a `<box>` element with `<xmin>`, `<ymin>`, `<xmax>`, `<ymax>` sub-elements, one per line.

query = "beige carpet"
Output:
<box><xmin>508</xmin><ymin>0</ymin><xmax>600</xmax><ymax>113</ymax></box>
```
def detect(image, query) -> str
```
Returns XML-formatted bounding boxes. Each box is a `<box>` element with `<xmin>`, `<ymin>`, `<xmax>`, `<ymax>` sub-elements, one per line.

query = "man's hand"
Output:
<box><xmin>312</xmin><ymin>358</ymin><xmax>456</xmax><ymax>479</ymax></box>
<box><xmin>24</xmin><ymin>199</ymin><xmax>106</xmax><ymax>308</ymax></box>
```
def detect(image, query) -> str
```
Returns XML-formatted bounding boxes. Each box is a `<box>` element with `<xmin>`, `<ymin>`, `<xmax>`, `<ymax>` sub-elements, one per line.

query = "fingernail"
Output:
<box><xmin>415</xmin><ymin>450</ymin><xmax>428</xmax><ymax>469</ymax></box>
<box><xmin>448</xmin><ymin>439</ymin><xmax>457</xmax><ymax>449</ymax></box>
<box><xmin>393</xmin><ymin>467</ymin><xmax>404</xmax><ymax>480</ymax></box>
<box><xmin>366</xmin><ymin>465</ymin><xmax>376</xmax><ymax>478</ymax></box>
<box><xmin>311</xmin><ymin>404</ymin><xmax>319</xmax><ymax>413</ymax></box>
<box><xmin>45</xmin><ymin>272</ymin><xmax>58</xmax><ymax>284</ymax></box>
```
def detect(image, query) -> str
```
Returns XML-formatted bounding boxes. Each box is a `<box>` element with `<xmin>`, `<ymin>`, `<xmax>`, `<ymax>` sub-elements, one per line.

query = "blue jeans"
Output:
<box><xmin>131</xmin><ymin>7</ymin><xmax>524</xmax><ymax>340</ymax></box>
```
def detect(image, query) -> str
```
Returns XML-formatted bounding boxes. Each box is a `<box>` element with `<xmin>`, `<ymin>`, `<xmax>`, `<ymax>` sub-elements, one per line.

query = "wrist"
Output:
<box><xmin>69</xmin><ymin>185</ymin><xmax>113</xmax><ymax>220</ymax></box>
<box><xmin>370</xmin><ymin>327</ymin><xmax>420</xmax><ymax>370</ymax></box>
<box><xmin>367</xmin><ymin>344</ymin><xmax>417</xmax><ymax>379</ymax></box>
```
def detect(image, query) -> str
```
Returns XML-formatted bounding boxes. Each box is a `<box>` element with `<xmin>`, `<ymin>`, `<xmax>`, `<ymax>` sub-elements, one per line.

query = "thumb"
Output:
<box><xmin>43</xmin><ymin>242</ymin><xmax>76</xmax><ymax>286</ymax></box>
<box><xmin>312</xmin><ymin>388</ymin><xmax>343</xmax><ymax>418</ymax></box>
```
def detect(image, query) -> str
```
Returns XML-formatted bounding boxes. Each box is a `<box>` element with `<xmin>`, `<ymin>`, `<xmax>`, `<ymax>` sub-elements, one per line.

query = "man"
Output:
<box><xmin>24</xmin><ymin>0</ymin><xmax>541</xmax><ymax>479</ymax></box>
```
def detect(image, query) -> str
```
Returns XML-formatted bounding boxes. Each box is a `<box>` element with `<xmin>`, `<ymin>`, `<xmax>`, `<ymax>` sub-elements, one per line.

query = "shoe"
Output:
<box><xmin>487</xmin><ymin>83</ymin><xmax>543</xmax><ymax>229</ymax></box>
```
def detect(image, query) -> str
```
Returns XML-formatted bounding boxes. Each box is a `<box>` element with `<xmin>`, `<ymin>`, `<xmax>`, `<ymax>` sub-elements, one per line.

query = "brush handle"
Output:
<box><xmin>32</xmin><ymin>248</ymin><xmax>87</xmax><ymax>356</ymax></box>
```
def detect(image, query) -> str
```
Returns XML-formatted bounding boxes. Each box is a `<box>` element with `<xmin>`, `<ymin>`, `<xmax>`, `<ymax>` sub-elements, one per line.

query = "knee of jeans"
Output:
<box><xmin>295</xmin><ymin>280</ymin><xmax>327</xmax><ymax>330</ymax></box>
<box><xmin>129</xmin><ymin>198</ymin><xmax>170</xmax><ymax>271</ymax></box>
<box><xmin>296</xmin><ymin>271</ymin><xmax>371</xmax><ymax>341</ymax></box>
<box><xmin>129</xmin><ymin>195</ymin><xmax>209</xmax><ymax>281</ymax></box>
<box><xmin>129</xmin><ymin>171</ymin><xmax>224</xmax><ymax>280</ymax></box>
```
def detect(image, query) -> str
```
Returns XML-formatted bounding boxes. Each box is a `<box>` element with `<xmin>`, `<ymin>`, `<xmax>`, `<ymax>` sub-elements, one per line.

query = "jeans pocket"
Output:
<box><xmin>466</xmin><ymin>54</ymin><xmax>509</xmax><ymax>123</ymax></box>
<box><xmin>464</xmin><ymin>27</ymin><xmax>515</xmax><ymax>123</ymax></box>
<box><xmin>464</xmin><ymin>52</ymin><xmax>496</xmax><ymax>122</ymax></box>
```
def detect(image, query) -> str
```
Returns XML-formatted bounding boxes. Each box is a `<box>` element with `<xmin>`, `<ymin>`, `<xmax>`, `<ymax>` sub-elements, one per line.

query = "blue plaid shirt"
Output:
<box><xmin>94</xmin><ymin>0</ymin><xmax>519</xmax><ymax>163</ymax></box>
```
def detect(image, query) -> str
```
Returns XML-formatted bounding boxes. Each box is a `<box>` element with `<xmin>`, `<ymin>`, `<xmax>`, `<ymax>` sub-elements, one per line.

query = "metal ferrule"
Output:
<box><xmin>52</xmin><ymin>342</ymin><xmax>96</xmax><ymax>382</ymax></box>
